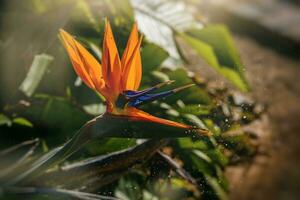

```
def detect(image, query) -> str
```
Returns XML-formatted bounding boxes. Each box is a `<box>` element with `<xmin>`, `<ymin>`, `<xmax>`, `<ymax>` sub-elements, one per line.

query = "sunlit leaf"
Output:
<box><xmin>193</xmin><ymin>149</ymin><xmax>212</xmax><ymax>163</ymax></box>
<box><xmin>203</xmin><ymin>119</ymin><xmax>221</xmax><ymax>135</ymax></box>
<box><xmin>13</xmin><ymin>118</ymin><xmax>33</xmax><ymax>128</ymax></box>
<box><xmin>83</xmin><ymin>103</ymin><xmax>106</xmax><ymax>116</ymax></box>
<box><xmin>189</xmin><ymin>150</ymin><xmax>214</xmax><ymax>175</ymax></box>
<box><xmin>177</xmin><ymin>138</ymin><xmax>208</xmax><ymax>150</ymax></box>
<box><xmin>188</xmin><ymin>25</ymin><xmax>244</xmax><ymax>74</ymax></box>
<box><xmin>19</xmin><ymin>54</ymin><xmax>53</xmax><ymax>97</ymax></box>
<box><xmin>183</xmin><ymin>114</ymin><xmax>207</xmax><ymax>129</ymax></box>
<box><xmin>150</xmin><ymin>71</ymin><xmax>170</xmax><ymax>83</ymax></box>
<box><xmin>0</xmin><ymin>114</ymin><xmax>12</xmax><ymax>127</ymax></box>
<box><xmin>177</xmin><ymin>104</ymin><xmax>211</xmax><ymax>116</ymax></box>
<box><xmin>131</xmin><ymin>0</ymin><xmax>202</xmax><ymax>67</ymax></box>
<box><xmin>179</xmin><ymin>25</ymin><xmax>249</xmax><ymax>91</ymax></box>
<box><xmin>178</xmin><ymin>32</ymin><xmax>219</xmax><ymax>67</ymax></box>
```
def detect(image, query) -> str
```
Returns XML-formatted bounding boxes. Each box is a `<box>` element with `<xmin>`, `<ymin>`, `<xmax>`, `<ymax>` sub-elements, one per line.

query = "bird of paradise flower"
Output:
<box><xmin>7</xmin><ymin>20</ymin><xmax>209</xmax><ymax>185</ymax></box>
<box><xmin>60</xmin><ymin>21</ymin><xmax>197</xmax><ymax>130</ymax></box>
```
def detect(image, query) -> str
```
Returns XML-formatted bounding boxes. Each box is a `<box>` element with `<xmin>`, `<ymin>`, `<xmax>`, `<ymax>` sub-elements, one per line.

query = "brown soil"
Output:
<box><xmin>226</xmin><ymin>36</ymin><xmax>300</xmax><ymax>200</ymax></box>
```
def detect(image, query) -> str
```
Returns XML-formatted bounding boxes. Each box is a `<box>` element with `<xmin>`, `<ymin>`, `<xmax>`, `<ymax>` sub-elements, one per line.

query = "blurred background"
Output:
<box><xmin>0</xmin><ymin>0</ymin><xmax>300</xmax><ymax>199</ymax></box>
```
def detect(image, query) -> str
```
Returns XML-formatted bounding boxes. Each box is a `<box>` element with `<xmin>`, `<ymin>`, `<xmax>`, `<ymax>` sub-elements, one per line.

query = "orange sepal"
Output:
<box><xmin>125</xmin><ymin>107</ymin><xmax>191</xmax><ymax>129</ymax></box>
<box><xmin>102</xmin><ymin>20</ymin><xmax>122</xmax><ymax>100</ymax></box>
<box><xmin>59</xmin><ymin>29</ymin><xmax>104</xmax><ymax>92</ymax></box>
<box><xmin>121</xmin><ymin>23</ymin><xmax>142</xmax><ymax>91</ymax></box>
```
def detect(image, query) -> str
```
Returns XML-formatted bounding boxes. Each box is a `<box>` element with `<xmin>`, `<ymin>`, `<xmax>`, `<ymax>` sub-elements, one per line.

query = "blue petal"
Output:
<box><xmin>124</xmin><ymin>87</ymin><xmax>156</xmax><ymax>98</ymax></box>
<box><xmin>125</xmin><ymin>82</ymin><xmax>194</xmax><ymax>108</ymax></box>
<box><xmin>128</xmin><ymin>90</ymin><xmax>173</xmax><ymax>107</ymax></box>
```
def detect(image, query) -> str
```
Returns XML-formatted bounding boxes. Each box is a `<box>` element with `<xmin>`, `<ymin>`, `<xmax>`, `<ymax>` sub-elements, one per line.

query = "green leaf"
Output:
<box><xmin>205</xmin><ymin>175</ymin><xmax>229</xmax><ymax>200</ymax></box>
<box><xmin>193</xmin><ymin>149</ymin><xmax>212</xmax><ymax>163</ymax></box>
<box><xmin>206</xmin><ymin>148</ymin><xmax>228</xmax><ymax>168</ymax></box>
<box><xmin>13</xmin><ymin>118</ymin><xmax>33</xmax><ymax>128</ymax></box>
<box><xmin>19</xmin><ymin>54</ymin><xmax>53</xmax><ymax>97</ymax></box>
<box><xmin>177</xmin><ymin>104</ymin><xmax>211</xmax><ymax>116</ymax></box>
<box><xmin>83</xmin><ymin>103</ymin><xmax>106</xmax><ymax>116</ymax></box>
<box><xmin>24</xmin><ymin>95</ymin><xmax>91</xmax><ymax>141</ymax></box>
<box><xmin>40</xmin><ymin>97</ymin><xmax>90</xmax><ymax>133</ymax></box>
<box><xmin>219</xmin><ymin>67</ymin><xmax>249</xmax><ymax>92</ymax></box>
<box><xmin>132</xmin><ymin>0</ymin><xmax>200</xmax><ymax>64</ymax></box>
<box><xmin>86</xmin><ymin>138</ymin><xmax>136</xmax><ymax>155</ymax></box>
<box><xmin>189</xmin><ymin>150</ymin><xmax>214</xmax><ymax>175</ymax></box>
<box><xmin>182</xmin><ymin>114</ymin><xmax>207</xmax><ymax>129</ymax></box>
<box><xmin>188</xmin><ymin>25</ymin><xmax>243</xmax><ymax>71</ymax></box>
<box><xmin>115</xmin><ymin>177</ymin><xmax>143</xmax><ymax>200</ymax></box>
<box><xmin>177</xmin><ymin>138</ymin><xmax>228</xmax><ymax>167</ymax></box>
<box><xmin>178</xmin><ymin>25</ymin><xmax>249</xmax><ymax>91</ymax></box>
<box><xmin>177</xmin><ymin>138</ymin><xmax>208</xmax><ymax>150</ymax></box>
<box><xmin>178</xmin><ymin>32</ymin><xmax>219</xmax><ymax>67</ymax></box>
<box><xmin>165</xmin><ymin>69</ymin><xmax>212</xmax><ymax>105</ymax></box>
<box><xmin>141</xmin><ymin>43</ymin><xmax>169</xmax><ymax>74</ymax></box>
<box><xmin>0</xmin><ymin>114</ymin><xmax>12</xmax><ymax>127</ymax></box>
<box><xmin>203</xmin><ymin>119</ymin><xmax>221</xmax><ymax>135</ymax></box>
<box><xmin>150</xmin><ymin>71</ymin><xmax>170</xmax><ymax>83</ymax></box>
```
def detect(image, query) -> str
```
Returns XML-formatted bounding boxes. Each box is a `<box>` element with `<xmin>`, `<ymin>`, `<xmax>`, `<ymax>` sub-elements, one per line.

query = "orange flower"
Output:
<box><xmin>60</xmin><ymin>20</ymin><xmax>196</xmax><ymax>130</ymax></box>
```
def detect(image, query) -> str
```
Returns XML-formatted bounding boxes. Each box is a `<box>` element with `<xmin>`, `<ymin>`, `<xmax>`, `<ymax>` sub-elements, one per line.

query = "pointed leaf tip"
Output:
<box><xmin>196</xmin><ymin>128</ymin><xmax>212</xmax><ymax>137</ymax></box>
<box><xmin>172</xmin><ymin>83</ymin><xmax>195</xmax><ymax>93</ymax></box>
